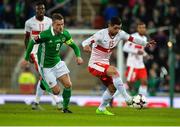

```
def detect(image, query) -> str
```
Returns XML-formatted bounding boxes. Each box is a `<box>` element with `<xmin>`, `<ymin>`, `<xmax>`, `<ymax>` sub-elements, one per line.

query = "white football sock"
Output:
<box><xmin>113</xmin><ymin>77</ymin><xmax>132</xmax><ymax>102</ymax></box>
<box><xmin>34</xmin><ymin>80</ymin><xmax>44</xmax><ymax>104</ymax></box>
<box><xmin>139</xmin><ymin>85</ymin><xmax>148</xmax><ymax>96</ymax></box>
<box><xmin>98</xmin><ymin>89</ymin><xmax>113</xmax><ymax>111</ymax></box>
<box><xmin>49</xmin><ymin>93</ymin><xmax>60</xmax><ymax>104</ymax></box>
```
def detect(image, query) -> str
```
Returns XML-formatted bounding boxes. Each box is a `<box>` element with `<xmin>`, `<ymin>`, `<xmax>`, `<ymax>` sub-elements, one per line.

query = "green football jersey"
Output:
<box><xmin>25</xmin><ymin>27</ymin><xmax>81</xmax><ymax>68</ymax></box>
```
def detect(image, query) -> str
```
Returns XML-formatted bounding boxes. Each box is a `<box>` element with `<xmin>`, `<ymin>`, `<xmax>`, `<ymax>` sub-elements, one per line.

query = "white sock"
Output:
<box><xmin>98</xmin><ymin>89</ymin><xmax>113</xmax><ymax>111</ymax></box>
<box><xmin>113</xmin><ymin>77</ymin><xmax>132</xmax><ymax>102</ymax></box>
<box><xmin>49</xmin><ymin>92</ymin><xmax>60</xmax><ymax>104</ymax></box>
<box><xmin>113</xmin><ymin>90</ymin><xmax>119</xmax><ymax>97</ymax></box>
<box><xmin>34</xmin><ymin>80</ymin><xmax>44</xmax><ymax>104</ymax></box>
<box><xmin>139</xmin><ymin>85</ymin><xmax>148</xmax><ymax>96</ymax></box>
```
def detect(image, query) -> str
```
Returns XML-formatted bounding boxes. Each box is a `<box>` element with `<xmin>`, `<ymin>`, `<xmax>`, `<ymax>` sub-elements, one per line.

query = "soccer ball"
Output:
<box><xmin>132</xmin><ymin>94</ymin><xmax>147</xmax><ymax>109</ymax></box>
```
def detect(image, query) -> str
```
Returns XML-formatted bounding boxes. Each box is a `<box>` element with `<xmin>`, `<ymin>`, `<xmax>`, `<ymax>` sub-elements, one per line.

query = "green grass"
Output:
<box><xmin>0</xmin><ymin>103</ymin><xmax>180</xmax><ymax>126</ymax></box>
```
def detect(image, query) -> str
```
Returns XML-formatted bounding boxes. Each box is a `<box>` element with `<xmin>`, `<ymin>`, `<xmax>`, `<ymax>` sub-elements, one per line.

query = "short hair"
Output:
<box><xmin>52</xmin><ymin>13</ymin><xmax>64</xmax><ymax>21</ymax></box>
<box><xmin>35</xmin><ymin>1</ymin><xmax>45</xmax><ymax>6</ymax></box>
<box><xmin>109</xmin><ymin>17</ymin><xmax>122</xmax><ymax>26</ymax></box>
<box><xmin>137</xmin><ymin>22</ymin><xmax>146</xmax><ymax>26</ymax></box>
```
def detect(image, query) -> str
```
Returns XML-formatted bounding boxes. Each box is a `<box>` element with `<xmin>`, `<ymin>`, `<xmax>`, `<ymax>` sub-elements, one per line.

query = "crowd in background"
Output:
<box><xmin>0</xmin><ymin>0</ymin><xmax>180</xmax><ymax>93</ymax></box>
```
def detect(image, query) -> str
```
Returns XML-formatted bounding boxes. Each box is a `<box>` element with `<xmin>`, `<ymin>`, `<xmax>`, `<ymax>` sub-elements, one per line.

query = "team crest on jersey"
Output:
<box><xmin>49</xmin><ymin>40</ymin><xmax>53</xmax><ymax>43</ymax></box>
<box><xmin>49</xmin><ymin>81</ymin><xmax>53</xmax><ymax>85</ymax></box>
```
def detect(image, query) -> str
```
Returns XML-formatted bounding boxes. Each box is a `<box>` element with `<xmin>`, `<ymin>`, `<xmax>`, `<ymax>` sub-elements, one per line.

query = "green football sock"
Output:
<box><xmin>62</xmin><ymin>88</ymin><xmax>71</xmax><ymax>109</ymax></box>
<box><xmin>41</xmin><ymin>79</ymin><xmax>52</xmax><ymax>93</ymax></box>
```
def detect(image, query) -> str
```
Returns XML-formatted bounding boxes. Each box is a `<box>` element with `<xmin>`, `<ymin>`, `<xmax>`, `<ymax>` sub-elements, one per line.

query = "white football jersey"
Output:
<box><xmin>82</xmin><ymin>28</ymin><xmax>131</xmax><ymax>66</ymax></box>
<box><xmin>123</xmin><ymin>32</ymin><xmax>147</xmax><ymax>68</ymax></box>
<box><xmin>25</xmin><ymin>16</ymin><xmax>52</xmax><ymax>54</ymax></box>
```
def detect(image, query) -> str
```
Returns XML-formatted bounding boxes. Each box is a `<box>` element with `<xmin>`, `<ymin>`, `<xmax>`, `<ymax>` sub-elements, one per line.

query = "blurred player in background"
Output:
<box><xmin>82</xmin><ymin>17</ymin><xmax>155</xmax><ymax>115</ymax></box>
<box><xmin>123</xmin><ymin>22</ymin><xmax>148</xmax><ymax>96</ymax></box>
<box><xmin>23</xmin><ymin>13</ymin><xmax>83</xmax><ymax>113</ymax></box>
<box><xmin>24</xmin><ymin>1</ymin><xmax>61</xmax><ymax>110</ymax></box>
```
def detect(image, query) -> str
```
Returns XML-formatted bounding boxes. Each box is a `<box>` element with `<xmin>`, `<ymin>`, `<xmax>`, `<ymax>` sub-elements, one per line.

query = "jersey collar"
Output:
<box><xmin>51</xmin><ymin>27</ymin><xmax>55</xmax><ymax>36</ymax></box>
<box><xmin>51</xmin><ymin>27</ymin><xmax>64</xmax><ymax>36</ymax></box>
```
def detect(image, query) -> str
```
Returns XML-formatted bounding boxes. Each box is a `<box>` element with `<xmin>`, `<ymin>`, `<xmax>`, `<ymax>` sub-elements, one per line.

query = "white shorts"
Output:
<box><xmin>39</xmin><ymin>61</ymin><xmax>70</xmax><ymax>88</ymax></box>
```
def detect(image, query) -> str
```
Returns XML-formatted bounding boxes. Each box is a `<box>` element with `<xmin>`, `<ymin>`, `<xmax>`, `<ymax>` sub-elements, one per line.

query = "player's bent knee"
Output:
<box><xmin>52</xmin><ymin>85</ymin><xmax>60</xmax><ymax>95</ymax></box>
<box><xmin>63</xmin><ymin>81</ymin><xmax>72</xmax><ymax>88</ymax></box>
<box><xmin>107</xmin><ymin>66</ymin><xmax>117</xmax><ymax>74</ymax></box>
<box><xmin>53</xmin><ymin>90</ymin><xmax>60</xmax><ymax>95</ymax></box>
<box><xmin>64</xmin><ymin>83</ymin><xmax>72</xmax><ymax>89</ymax></box>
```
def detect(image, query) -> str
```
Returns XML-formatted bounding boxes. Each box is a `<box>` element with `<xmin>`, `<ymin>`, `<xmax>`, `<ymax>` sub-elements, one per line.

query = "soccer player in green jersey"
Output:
<box><xmin>22</xmin><ymin>13</ymin><xmax>83</xmax><ymax>113</ymax></box>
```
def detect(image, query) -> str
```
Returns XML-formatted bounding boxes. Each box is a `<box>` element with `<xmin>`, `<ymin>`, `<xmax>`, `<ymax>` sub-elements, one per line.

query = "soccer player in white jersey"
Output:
<box><xmin>24</xmin><ymin>1</ymin><xmax>61</xmax><ymax>110</ymax></box>
<box><xmin>123</xmin><ymin>22</ymin><xmax>148</xmax><ymax>96</ymax></box>
<box><xmin>82</xmin><ymin>17</ymin><xmax>155</xmax><ymax>115</ymax></box>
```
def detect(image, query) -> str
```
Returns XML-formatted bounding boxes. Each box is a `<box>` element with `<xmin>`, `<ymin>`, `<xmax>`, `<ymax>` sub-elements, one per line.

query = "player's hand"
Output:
<box><xmin>21</xmin><ymin>59</ymin><xmax>29</xmax><ymax>68</ymax></box>
<box><xmin>83</xmin><ymin>45</ymin><xmax>92</xmax><ymax>52</ymax></box>
<box><xmin>137</xmin><ymin>50</ymin><xmax>144</xmax><ymax>55</ymax></box>
<box><xmin>76</xmin><ymin>57</ymin><xmax>84</xmax><ymax>65</ymax></box>
<box><xmin>146</xmin><ymin>40</ymin><xmax>156</xmax><ymax>48</ymax></box>
<box><xmin>29</xmin><ymin>57</ymin><xmax>34</xmax><ymax>63</ymax></box>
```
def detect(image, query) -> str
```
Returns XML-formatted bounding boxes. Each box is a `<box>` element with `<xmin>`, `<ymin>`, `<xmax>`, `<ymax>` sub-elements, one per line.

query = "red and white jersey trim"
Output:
<box><xmin>82</xmin><ymin>29</ymin><xmax>130</xmax><ymax>66</ymax></box>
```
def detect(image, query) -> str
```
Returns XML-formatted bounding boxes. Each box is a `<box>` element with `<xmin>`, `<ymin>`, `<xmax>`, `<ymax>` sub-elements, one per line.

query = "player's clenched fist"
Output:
<box><xmin>76</xmin><ymin>57</ymin><xmax>84</xmax><ymax>65</ymax></box>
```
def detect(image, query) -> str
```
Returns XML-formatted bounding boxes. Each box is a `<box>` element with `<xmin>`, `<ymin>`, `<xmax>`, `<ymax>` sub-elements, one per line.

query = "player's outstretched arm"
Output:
<box><xmin>24</xmin><ymin>39</ymin><xmax>35</xmax><ymax>61</ymax></box>
<box><xmin>66</xmin><ymin>40</ymin><xmax>84</xmax><ymax>65</ymax></box>
<box><xmin>21</xmin><ymin>39</ymin><xmax>35</xmax><ymax>67</ymax></box>
<box><xmin>128</xmin><ymin>35</ymin><xmax>156</xmax><ymax>47</ymax></box>
<box><xmin>123</xmin><ymin>41</ymin><xmax>138</xmax><ymax>54</ymax></box>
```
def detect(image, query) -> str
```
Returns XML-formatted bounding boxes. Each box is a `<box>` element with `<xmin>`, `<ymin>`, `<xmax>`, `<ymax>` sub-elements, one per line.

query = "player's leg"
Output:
<box><xmin>32</xmin><ymin>52</ymin><xmax>62</xmax><ymax>109</ymax></box>
<box><xmin>138</xmin><ymin>68</ymin><xmax>148</xmax><ymax>96</ymax></box>
<box><xmin>126</xmin><ymin>66</ymin><xmax>137</xmax><ymax>95</ymax></box>
<box><xmin>38</xmin><ymin>66</ymin><xmax>62</xmax><ymax>111</ymax></box>
<box><xmin>106</xmin><ymin>66</ymin><xmax>132</xmax><ymax>104</ymax></box>
<box><xmin>39</xmin><ymin>78</ymin><xmax>62</xmax><ymax>109</ymax></box>
<box><xmin>55</xmin><ymin>61</ymin><xmax>72</xmax><ymax>113</ymax></box>
<box><xmin>30</xmin><ymin>53</ymin><xmax>44</xmax><ymax>110</ymax></box>
<box><xmin>32</xmin><ymin>79</ymin><xmax>44</xmax><ymax>110</ymax></box>
<box><xmin>57</xmin><ymin>74</ymin><xmax>72</xmax><ymax>113</ymax></box>
<box><xmin>88</xmin><ymin>63</ymin><xmax>115</xmax><ymax>115</ymax></box>
<box><xmin>96</xmin><ymin>83</ymin><xmax>116</xmax><ymax>115</ymax></box>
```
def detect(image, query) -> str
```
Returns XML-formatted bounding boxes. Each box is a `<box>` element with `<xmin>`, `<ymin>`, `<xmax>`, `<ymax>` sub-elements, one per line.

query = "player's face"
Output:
<box><xmin>36</xmin><ymin>5</ymin><xmax>45</xmax><ymax>18</ymax></box>
<box><xmin>137</xmin><ymin>24</ymin><xmax>146</xmax><ymax>35</ymax></box>
<box><xmin>53</xmin><ymin>19</ymin><xmax>64</xmax><ymax>34</ymax></box>
<box><xmin>109</xmin><ymin>24</ymin><xmax>121</xmax><ymax>36</ymax></box>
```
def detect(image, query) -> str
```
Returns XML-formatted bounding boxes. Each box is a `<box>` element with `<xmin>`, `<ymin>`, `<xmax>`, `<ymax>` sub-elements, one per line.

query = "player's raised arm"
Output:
<box><xmin>123</xmin><ymin>41</ymin><xmax>139</xmax><ymax>54</ymax></box>
<box><xmin>122</xmin><ymin>31</ymin><xmax>156</xmax><ymax>47</ymax></box>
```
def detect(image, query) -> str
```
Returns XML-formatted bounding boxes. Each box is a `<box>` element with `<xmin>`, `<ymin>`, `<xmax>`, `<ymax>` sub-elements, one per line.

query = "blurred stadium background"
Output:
<box><xmin>0</xmin><ymin>0</ymin><xmax>180</xmax><ymax>108</ymax></box>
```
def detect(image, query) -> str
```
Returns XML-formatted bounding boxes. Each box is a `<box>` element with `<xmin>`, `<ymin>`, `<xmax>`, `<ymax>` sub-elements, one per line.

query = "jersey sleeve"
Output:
<box><xmin>123</xmin><ymin>41</ymin><xmax>138</xmax><ymax>54</ymax></box>
<box><xmin>121</xmin><ymin>30</ymin><xmax>148</xmax><ymax>46</ymax></box>
<box><xmin>24</xmin><ymin>20</ymin><xmax>31</xmax><ymax>32</ymax></box>
<box><xmin>64</xmin><ymin>30</ymin><xmax>81</xmax><ymax>57</ymax></box>
<box><xmin>82</xmin><ymin>30</ymin><xmax>103</xmax><ymax>47</ymax></box>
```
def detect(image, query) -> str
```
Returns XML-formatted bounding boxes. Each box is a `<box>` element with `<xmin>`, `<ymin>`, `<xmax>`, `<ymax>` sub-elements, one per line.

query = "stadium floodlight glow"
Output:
<box><xmin>167</xmin><ymin>41</ymin><xmax>173</xmax><ymax>48</ymax></box>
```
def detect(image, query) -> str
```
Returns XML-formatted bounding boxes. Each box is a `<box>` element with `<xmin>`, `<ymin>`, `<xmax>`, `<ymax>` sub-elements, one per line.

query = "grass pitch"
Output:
<box><xmin>0</xmin><ymin>103</ymin><xmax>180</xmax><ymax>126</ymax></box>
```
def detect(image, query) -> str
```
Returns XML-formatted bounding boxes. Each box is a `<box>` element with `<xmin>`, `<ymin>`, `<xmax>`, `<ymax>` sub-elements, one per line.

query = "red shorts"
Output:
<box><xmin>88</xmin><ymin>62</ymin><xmax>113</xmax><ymax>86</ymax></box>
<box><xmin>125</xmin><ymin>66</ymin><xmax>147</xmax><ymax>82</ymax></box>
